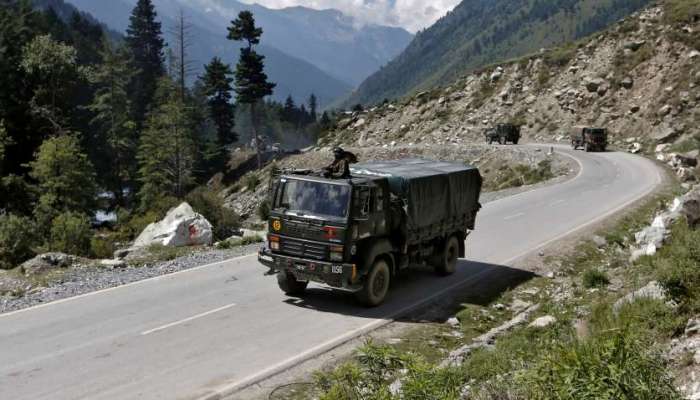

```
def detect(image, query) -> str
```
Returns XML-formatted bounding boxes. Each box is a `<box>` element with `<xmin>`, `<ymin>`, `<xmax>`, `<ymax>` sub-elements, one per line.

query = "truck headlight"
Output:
<box><xmin>269</xmin><ymin>235</ymin><xmax>280</xmax><ymax>251</ymax></box>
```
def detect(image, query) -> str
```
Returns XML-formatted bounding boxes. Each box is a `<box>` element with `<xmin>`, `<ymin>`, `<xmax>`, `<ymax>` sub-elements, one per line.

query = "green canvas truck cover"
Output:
<box><xmin>351</xmin><ymin>159</ymin><xmax>482</xmax><ymax>230</ymax></box>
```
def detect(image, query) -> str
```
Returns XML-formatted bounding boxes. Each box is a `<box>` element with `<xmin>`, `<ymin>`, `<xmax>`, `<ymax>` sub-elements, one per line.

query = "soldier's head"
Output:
<box><xmin>333</xmin><ymin>147</ymin><xmax>344</xmax><ymax>160</ymax></box>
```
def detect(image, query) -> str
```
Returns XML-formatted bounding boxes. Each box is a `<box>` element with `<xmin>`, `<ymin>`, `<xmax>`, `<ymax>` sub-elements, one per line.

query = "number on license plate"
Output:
<box><xmin>331</xmin><ymin>265</ymin><xmax>343</xmax><ymax>274</ymax></box>
<box><xmin>296</xmin><ymin>264</ymin><xmax>306</xmax><ymax>271</ymax></box>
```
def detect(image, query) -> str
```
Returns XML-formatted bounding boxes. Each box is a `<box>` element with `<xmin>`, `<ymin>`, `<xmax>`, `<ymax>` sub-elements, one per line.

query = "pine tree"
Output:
<box><xmin>201</xmin><ymin>57</ymin><xmax>236</xmax><ymax>146</ymax></box>
<box><xmin>283</xmin><ymin>95</ymin><xmax>296</xmax><ymax>123</ymax></box>
<box><xmin>228</xmin><ymin>11</ymin><xmax>275</xmax><ymax>169</ymax></box>
<box><xmin>29</xmin><ymin>134</ymin><xmax>98</xmax><ymax>226</ymax></box>
<box><xmin>126</xmin><ymin>0</ymin><xmax>165</xmax><ymax>128</ymax></box>
<box><xmin>137</xmin><ymin>78</ymin><xmax>196</xmax><ymax>210</ymax></box>
<box><xmin>88</xmin><ymin>40</ymin><xmax>138</xmax><ymax>206</ymax></box>
<box><xmin>308</xmin><ymin>94</ymin><xmax>318</xmax><ymax>122</ymax></box>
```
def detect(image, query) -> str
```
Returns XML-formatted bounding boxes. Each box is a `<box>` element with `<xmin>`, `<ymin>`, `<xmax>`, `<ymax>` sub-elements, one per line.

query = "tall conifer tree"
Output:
<box><xmin>201</xmin><ymin>57</ymin><xmax>236</xmax><ymax>146</ymax></box>
<box><xmin>126</xmin><ymin>0</ymin><xmax>165</xmax><ymax>128</ymax></box>
<box><xmin>227</xmin><ymin>11</ymin><xmax>275</xmax><ymax>169</ymax></box>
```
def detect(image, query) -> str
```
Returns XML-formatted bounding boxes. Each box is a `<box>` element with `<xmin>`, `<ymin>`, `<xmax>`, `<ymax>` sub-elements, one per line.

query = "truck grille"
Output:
<box><xmin>285</xmin><ymin>222</ymin><xmax>323</xmax><ymax>239</ymax></box>
<box><xmin>280</xmin><ymin>238</ymin><xmax>328</xmax><ymax>260</ymax></box>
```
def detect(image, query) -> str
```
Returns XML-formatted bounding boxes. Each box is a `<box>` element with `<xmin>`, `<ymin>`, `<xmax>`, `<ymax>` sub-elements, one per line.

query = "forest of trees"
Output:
<box><xmin>0</xmin><ymin>0</ymin><xmax>328</xmax><ymax>268</ymax></box>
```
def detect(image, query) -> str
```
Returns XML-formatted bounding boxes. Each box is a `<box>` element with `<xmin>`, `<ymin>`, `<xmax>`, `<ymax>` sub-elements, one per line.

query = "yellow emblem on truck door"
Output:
<box><xmin>272</xmin><ymin>220</ymin><xmax>282</xmax><ymax>232</ymax></box>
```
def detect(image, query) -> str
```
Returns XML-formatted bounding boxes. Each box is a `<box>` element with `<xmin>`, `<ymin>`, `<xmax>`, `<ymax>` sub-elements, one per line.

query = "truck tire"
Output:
<box><xmin>277</xmin><ymin>271</ymin><xmax>308</xmax><ymax>296</ymax></box>
<box><xmin>356</xmin><ymin>258</ymin><xmax>391</xmax><ymax>307</ymax></box>
<box><xmin>499</xmin><ymin>136</ymin><xmax>505</xmax><ymax>145</ymax></box>
<box><xmin>436</xmin><ymin>236</ymin><xmax>460</xmax><ymax>276</ymax></box>
<box><xmin>513</xmin><ymin>138</ymin><xmax>519</xmax><ymax>145</ymax></box>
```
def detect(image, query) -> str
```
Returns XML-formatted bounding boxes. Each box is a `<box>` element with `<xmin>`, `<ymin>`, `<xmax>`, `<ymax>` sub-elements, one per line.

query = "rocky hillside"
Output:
<box><xmin>325</xmin><ymin>2</ymin><xmax>699</xmax><ymax>158</ymax></box>
<box><xmin>344</xmin><ymin>0</ymin><xmax>652</xmax><ymax>106</ymax></box>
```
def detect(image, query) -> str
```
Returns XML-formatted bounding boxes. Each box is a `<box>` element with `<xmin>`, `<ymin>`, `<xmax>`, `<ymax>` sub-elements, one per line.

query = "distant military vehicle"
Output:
<box><xmin>258</xmin><ymin>159</ymin><xmax>483</xmax><ymax>306</ymax></box>
<box><xmin>485</xmin><ymin>123</ymin><xmax>521</xmax><ymax>145</ymax></box>
<box><xmin>570</xmin><ymin>126</ymin><xmax>608</xmax><ymax>152</ymax></box>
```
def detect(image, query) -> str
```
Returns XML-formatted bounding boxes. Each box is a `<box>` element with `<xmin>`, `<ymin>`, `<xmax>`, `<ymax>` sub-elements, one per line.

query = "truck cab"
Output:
<box><xmin>485</xmin><ymin>123</ymin><xmax>521</xmax><ymax>145</ymax></box>
<box><xmin>258</xmin><ymin>173</ymin><xmax>393</xmax><ymax>301</ymax></box>
<box><xmin>570</xmin><ymin>126</ymin><xmax>608</xmax><ymax>152</ymax></box>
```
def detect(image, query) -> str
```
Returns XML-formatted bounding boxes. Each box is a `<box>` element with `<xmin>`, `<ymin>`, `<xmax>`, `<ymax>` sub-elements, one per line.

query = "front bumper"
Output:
<box><xmin>258</xmin><ymin>248</ymin><xmax>360</xmax><ymax>290</ymax></box>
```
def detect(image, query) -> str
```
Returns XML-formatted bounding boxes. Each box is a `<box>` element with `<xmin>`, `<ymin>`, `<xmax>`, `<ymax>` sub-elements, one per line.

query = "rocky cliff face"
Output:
<box><xmin>321</xmin><ymin>5</ymin><xmax>699</xmax><ymax>154</ymax></box>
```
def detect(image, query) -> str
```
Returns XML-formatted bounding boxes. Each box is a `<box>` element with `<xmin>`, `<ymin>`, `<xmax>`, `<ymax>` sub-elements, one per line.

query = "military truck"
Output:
<box><xmin>485</xmin><ymin>123</ymin><xmax>521</xmax><ymax>145</ymax></box>
<box><xmin>570</xmin><ymin>126</ymin><xmax>608</xmax><ymax>152</ymax></box>
<box><xmin>258</xmin><ymin>159</ymin><xmax>482</xmax><ymax>306</ymax></box>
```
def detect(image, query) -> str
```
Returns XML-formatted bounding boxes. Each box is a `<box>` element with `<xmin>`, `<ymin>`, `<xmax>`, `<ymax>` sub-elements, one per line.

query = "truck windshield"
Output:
<box><xmin>276</xmin><ymin>179</ymin><xmax>350</xmax><ymax>219</ymax></box>
<box><xmin>585</xmin><ymin>128</ymin><xmax>606</xmax><ymax>136</ymax></box>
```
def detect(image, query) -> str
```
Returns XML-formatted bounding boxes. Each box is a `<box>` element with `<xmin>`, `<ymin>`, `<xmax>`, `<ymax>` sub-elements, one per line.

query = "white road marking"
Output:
<box><xmin>504</xmin><ymin>212</ymin><xmax>525</xmax><ymax>220</ymax></box>
<box><xmin>549</xmin><ymin>199</ymin><xmax>566</xmax><ymax>206</ymax></box>
<box><xmin>141</xmin><ymin>303</ymin><xmax>237</xmax><ymax>336</ymax></box>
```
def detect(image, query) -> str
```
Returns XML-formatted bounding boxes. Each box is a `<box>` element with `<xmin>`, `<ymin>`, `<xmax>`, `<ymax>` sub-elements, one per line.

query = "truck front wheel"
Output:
<box><xmin>356</xmin><ymin>259</ymin><xmax>391</xmax><ymax>307</ymax></box>
<box><xmin>436</xmin><ymin>236</ymin><xmax>460</xmax><ymax>276</ymax></box>
<box><xmin>277</xmin><ymin>271</ymin><xmax>308</xmax><ymax>296</ymax></box>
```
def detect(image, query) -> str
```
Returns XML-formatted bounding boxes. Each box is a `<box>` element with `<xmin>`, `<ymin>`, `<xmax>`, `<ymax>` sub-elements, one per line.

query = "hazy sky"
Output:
<box><xmin>237</xmin><ymin>0</ymin><xmax>461</xmax><ymax>32</ymax></box>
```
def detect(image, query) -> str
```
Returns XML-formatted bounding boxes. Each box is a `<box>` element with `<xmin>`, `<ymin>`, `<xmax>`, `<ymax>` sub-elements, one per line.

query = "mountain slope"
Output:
<box><xmin>346</xmin><ymin>0</ymin><xmax>653</xmax><ymax>106</ymax></box>
<box><xmin>65</xmin><ymin>0</ymin><xmax>354</xmax><ymax>106</ymax></box>
<box><xmin>321</xmin><ymin>2</ymin><xmax>699</xmax><ymax>163</ymax></box>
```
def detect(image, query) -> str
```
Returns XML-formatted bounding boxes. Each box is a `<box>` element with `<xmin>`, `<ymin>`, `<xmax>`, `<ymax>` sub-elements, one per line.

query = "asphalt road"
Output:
<box><xmin>0</xmin><ymin>146</ymin><xmax>663</xmax><ymax>400</ymax></box>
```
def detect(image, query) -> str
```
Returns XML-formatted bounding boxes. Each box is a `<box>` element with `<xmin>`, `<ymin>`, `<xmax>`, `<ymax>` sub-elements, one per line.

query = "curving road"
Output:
<box><xmin>0</xmin><ymin>146</ymin><xmax>663</xmax><ymax>400</ymax></box>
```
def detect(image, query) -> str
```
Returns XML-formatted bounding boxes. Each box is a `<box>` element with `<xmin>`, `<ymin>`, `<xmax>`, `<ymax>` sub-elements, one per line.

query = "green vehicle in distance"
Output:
<box><xmin>485</xmin><ymin>123</ymin><xmax>521</xmax><ymax>145</ymax></box>
<box><xmin>570</xmin><ymin>126</ymin><xmax>608</xmax><ymax>152</ymax></box>
<box><xmin>258</xmin><ymin>159</ymin><xmax>483</xmax><ymax>307</ymax></box>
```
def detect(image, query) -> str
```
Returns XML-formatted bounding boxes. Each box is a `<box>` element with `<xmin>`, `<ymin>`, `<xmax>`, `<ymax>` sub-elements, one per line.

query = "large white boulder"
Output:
<box><xmin>133</xmin><ymin>203</ymin><xmax>213</xmax><ymax>248</ymax></box>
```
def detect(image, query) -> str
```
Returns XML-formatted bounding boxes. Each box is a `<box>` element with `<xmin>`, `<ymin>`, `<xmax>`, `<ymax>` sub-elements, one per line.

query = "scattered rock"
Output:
<box><xmin>629</xmin><ymin>104</ymin><xmax>640</xmax><ymax>113</ymax></box>
<box><xmin>624</xmin><ymin>40</ymin><xmax>646</xmax><ymax>51</ymax></box>
<box><xmin>133</xmin><ymin>203</ymin><xmax>213</xmax><ymax>248</ymax></box>
<box><xmin>680</xmin><ymin>188</ymin><xmax>700</xmax><ymax>227</ymax></box>
<box><xmin>100</xmin><ymin>259</ymin><xmax>127</xmax><ymax>269</ymax></box>
<box><xmin>20</xmin><ymin>253</ymin><xmax>75</xmax><ymax>276</ymax></box>
<box><xmin>621</xmin><ymin>76</ymin><xmax>634</xmax><ymax>89</ymax></box>
<box><xmin>592</xmin><ymin>235</ymin><xmax>607</xmax><ymax>248</ymax></box>
<box><xmin>447</xmin><ymin>317</ymin><xmax>460</xmax><ymax>327</ymax></box>
<box><xmin>635</xmin><ymin>225</ymin><xmax>667</xmax><ymax>248</ymax></box>
<box><xmin>613</xmin><ymin>281</ymin><xmax>670</xmax><ymax>312</ymax></box>
<box><xmin>686</xmin><ymin>318</ymin><xmax>700</xmax><ymax>336</ymax></box>
<box><xmin>529</xmin><ymin>315</ymin><xmax>556</xmax><ymax>328</ymax></box>
<box><xmin>584</xmin><ymin>77</ymin><xmax>606</xmax><ymax>93</ymax></box>
<box><xmin>510</xmin><ymin>299</ymin><xmax>532</xmax><ymax>313</ymax></box>
<box><xmin>658</xmin><ymin>104</ymin><xmax>672</xmax><ymax>116</ymax></box>
<box><xmin>353</xmin><ymin>118</ymin><xmax>366</xmax><ymax>128</ymax></box>
<box><xmin>629</xmin><ymin>142</ymin><xmax>642</xmax><ymax>153</ymax></box>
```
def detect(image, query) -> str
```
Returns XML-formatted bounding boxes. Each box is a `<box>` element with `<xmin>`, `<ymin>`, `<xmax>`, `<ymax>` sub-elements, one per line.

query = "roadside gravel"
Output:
<box><xmin>0</xmin><ymin>244</ymin><xmax>262</xmax><ymax>314</ymax></box>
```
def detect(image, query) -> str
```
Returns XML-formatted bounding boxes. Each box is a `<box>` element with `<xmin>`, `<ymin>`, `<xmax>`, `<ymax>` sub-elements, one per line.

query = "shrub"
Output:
<box><xmin>0</xmin><ymin>213</ymin><xmax>37</xmax><ymax>269</ymax></box>
<box><xmin>48</xmin><ymin>212</ymin><xmax>93</xmax><ymax>256</ymax></box>
<box><xmin>582</xmin><ymin>268</ymin><xmax>610</xmax><ymax>288</ymax></box>
<box><xmin>244</xmin><ymin>174</ymin><xmax>261</xmax><ymax>191</ymax></box>
<box><xmin>90</xmin><ymin>235</ymin><xmax>115</xmax><ymax>259</ymax></box>
<box><xmin>186</xmin><ymin>187</ymin><xmax>240</xmax><ymax>241</ymax></box>
<box><xmin>647</xmin><ymin>221</ymin><xmax>700</xmax><ymax>304</ymax></box>
<box><xmin>522</xmin><ymin>330</ymin><xmax>681</xmax><ymax>400</ymax></box>
<box><xmin>241</xmin><ymin>235</ymin><xmax>263</xmax><ymax>245</ymax></box>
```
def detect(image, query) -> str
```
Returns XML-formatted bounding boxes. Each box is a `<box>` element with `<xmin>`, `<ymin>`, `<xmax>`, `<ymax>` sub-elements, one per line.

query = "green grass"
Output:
<box><xmin>215</xmin><ymin>235</ymin><xmax>263</xmax><ymax>250</ymax></box>
<box><xmin>582</xmin><ymin>268</ymin><xmax>610</xmax><ymax>288</ymax></box>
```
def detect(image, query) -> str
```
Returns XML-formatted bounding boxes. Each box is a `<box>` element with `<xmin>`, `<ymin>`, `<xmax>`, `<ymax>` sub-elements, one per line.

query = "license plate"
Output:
<box><xmin>295</xmin><ymin>264</ymin><xmax>307</xmax><ymax>271</ymax></box>
<box><xmin>331</xmin><ymin>265</ymin><xmax>343</xmax><ymax>274</ymax></box>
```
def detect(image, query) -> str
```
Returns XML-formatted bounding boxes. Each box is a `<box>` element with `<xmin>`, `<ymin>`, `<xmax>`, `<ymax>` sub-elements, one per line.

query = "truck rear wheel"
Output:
<box><xmin>436</xmin><ymin>236</ymin><xmax>460</xmax><ymax>276</ymax></box>
<box><xmin>356</xmin><ymin>259</ymin><xmax>391</xmax><ymax>307</ymax></box>
<box><xmin>277</xmin><ymin>271</ymin><xmax>308</xmax><ymax>296</ymax></box>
